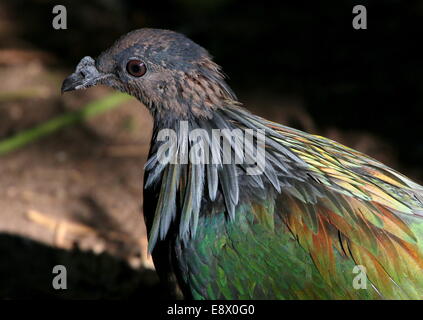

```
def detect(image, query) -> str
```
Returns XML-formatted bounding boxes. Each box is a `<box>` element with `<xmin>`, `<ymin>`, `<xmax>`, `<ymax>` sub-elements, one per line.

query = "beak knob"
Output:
<box><xmin>61</xmin><ymin>56</ymin><xmax>100</xmax><ymax>93</ymax></box>
<box><xmin>61</xmin><ymin>73</ymin><xmax>80</xmax><ymax>93</ymax></box>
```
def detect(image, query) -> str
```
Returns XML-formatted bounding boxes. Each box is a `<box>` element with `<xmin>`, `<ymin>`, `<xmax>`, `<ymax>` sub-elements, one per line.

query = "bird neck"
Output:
<box><xmin>144</xmin><ymin>63</ymin><xmax>238</xmax><ymax>122</ymax></box>
<box><xmin>144</xmin><ymin>102</ymin><xmax>298</xmax><ymax>251</ymax></box>
<box><xmin>147</xmin><ymin>101</ymin><xmax>256</xmax><ymax>173</ymax></box>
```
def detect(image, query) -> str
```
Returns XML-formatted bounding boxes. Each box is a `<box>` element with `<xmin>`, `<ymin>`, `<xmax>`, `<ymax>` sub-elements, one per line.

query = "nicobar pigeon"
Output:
<box><xmin>62</xmin><ymin>29</ymin><xmax>423</xmax><ymax>299</ymax></box>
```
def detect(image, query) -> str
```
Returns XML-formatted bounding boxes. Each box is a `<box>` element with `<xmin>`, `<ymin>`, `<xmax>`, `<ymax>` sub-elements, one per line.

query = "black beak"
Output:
<box><xmin>61</xmin><ymin>72</ymin><xmax>83</xmax><ymax>93</ymax></box>
<box><xmin>61</xmin><ymin>56</ymin><xmax>105</xmax><ymax>94</ymax></box>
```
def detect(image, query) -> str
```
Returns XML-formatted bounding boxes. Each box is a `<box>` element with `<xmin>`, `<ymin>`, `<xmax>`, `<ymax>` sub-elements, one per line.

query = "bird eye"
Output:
<box><xmin>126</xmin><ymin>59</ymin><xmax>147</xmax><ymax>77</ymax></box>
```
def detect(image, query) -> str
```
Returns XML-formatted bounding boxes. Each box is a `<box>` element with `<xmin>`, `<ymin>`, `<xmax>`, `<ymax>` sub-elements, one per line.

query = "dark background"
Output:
<box><xmin>0</xmin><ymin>0</ymin><xmax>422</xmax><ymax>299</ymax></box>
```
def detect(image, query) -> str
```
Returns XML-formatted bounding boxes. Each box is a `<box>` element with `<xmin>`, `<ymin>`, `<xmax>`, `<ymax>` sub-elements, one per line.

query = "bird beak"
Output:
<box><xmin>61</xmin><ymin>56</ymin><xmax>107</xmax><ymax>93</ymax></box>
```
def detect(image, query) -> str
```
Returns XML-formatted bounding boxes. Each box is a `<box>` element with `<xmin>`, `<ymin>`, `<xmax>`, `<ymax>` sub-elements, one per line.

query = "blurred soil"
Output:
<box><xmin>0</xmin><ymin>52</ymin><xmax>162</xmax><ymax>298</ymax></box>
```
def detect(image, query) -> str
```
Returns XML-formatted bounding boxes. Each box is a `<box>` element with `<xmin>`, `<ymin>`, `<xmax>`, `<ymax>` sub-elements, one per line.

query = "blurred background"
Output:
<box><xmin>0</xmin><ymin>0</ymin><xmax>422</xmax><ymax>299</ymax></box>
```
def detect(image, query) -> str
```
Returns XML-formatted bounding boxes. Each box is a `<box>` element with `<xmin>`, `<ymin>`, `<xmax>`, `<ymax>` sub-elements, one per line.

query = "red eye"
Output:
<box><xmin>126</xmin><ymin>59</ymin><xmax>147</xmax><ymax>77</ymax></box>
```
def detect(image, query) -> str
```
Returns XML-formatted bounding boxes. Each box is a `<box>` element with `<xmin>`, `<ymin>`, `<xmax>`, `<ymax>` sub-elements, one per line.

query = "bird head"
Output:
<box><xmin>62</xmin><ymin>28</ymin><xmax>236</xmax><ymax>120</ymax></box>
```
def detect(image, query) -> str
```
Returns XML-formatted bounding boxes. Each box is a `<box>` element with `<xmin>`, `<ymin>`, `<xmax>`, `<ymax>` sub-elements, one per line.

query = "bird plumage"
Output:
<box><xmin>62</xmin><ymin>28</ymin><xmax>423</xmax><ymax>299</ymax></box>
<box><xmin>144</xmin><ymin>103</ymin><xmax>423</xmax><ymax>299</ymax></box>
